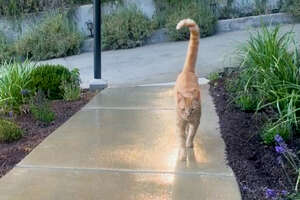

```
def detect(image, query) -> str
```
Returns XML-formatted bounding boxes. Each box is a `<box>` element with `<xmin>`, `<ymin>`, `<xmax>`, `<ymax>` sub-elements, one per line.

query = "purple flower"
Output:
<box><xmin>242</xmin><ymin>185</ymin><xmax>249</xmax><ymax>191</ymax></box>
<box><xmin>8</xmin><ymin>111</ymin><xmax>13</xmax><ymax>118</ymax></box>
<box><xmin>275</xmin><ymin>146</ymin><xmax>285</xmax><ymax>154</ymax></box>
<box><xmin>281</xmin><ymin>190</ymin><xmax>288</xmax><ymax>196</ymax></box>
<box><xmin>274</xmin><ymin>134</ymin><xmax>288</xmax><ymax>150</ymax></box>
<box><xmin>275</xmin><ymin>134</ymin><xmax>284</xmax><ymax>143</ymax></box>
<box><xmin>265</xmin><ymin>189</ymin><xmax>276</xmax><ymax>199</ymax></box>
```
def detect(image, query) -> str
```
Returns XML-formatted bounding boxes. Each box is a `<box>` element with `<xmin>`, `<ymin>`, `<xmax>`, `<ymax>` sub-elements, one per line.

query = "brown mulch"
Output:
<box><xmin>0</xmin><ymin>90</ymin><xmax>95</xmax><ymax>178</ymax></box>
<box><xmin>209</xmin><ymin>74</ymin><xmax>296</xmax><ymax>200</ymax></box>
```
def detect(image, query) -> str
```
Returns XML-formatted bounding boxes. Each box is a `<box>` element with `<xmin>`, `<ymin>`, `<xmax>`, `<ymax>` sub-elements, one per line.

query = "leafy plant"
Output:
<box><xmin>30</xmin><ymin>90</ymin><xmax>55</xmax><ymax>123</ymax></box>
<box><xmin>283</xmin><ymin>0</ymin><xmax>300</xmax><ymax>18</ymax></box>
<box><xmin>254</xmin><ymin>0</ymin><xmax>267</xmax><ymax>15</ymax></box>
<box><xmin>0</xmin><ymin>0</ymin><xmax>94</xmax><ymax>17</ymax></box>
<box><xmin>0</xmin><ymin>119</ymin><xmax>22</xmax><ymax>142</ymax></box>
<box><xmin>261</xmin><ymin>122</ymin><xmax>292</xmax><ymax>144</ymax></box>
<box><xmin>165</xmin><ymin>1</ymin><xmax>217</xmax><ymax>41</ymax></box>
<box><xmin>0</xmin><ymin>31</ymin><xmax>14</xmax><ymax>64</ymax></box>
<box><xmin>228</xmin><ymin>25</ymin><xmax>300</xmax><ymax>144</ymax></box>
<box><xmin>29</xmin><ymin>64</ymin><xmax>72</xmax><ymax>99</ymax></box>
<box><xmin>273</xmin><ymin>135</ymin><xmax>300</xmax><ymax>199</ymax></box>
<box><xmin>60</xmin><ymin>68</ymin><xmax>81</xmax><ymax>101</ymax></box>
<box><xmin>0</xmin><ymin>61</ymin><xmax>35</xmax><ymax>112</ymax></box>
<box><xmin>101</xmin><ymin>4</ymin><xmax>153</xmax><ymax>50</ymax></box>
<box><xmin>16</xmin><ymin>12</ymin><xmax>83</xmax><ymax>61</ymax></box>
<box><xmin>208</xmin><ymin>72</ymin><xmax>220</xmax><ymax>81</ymax></box>
<box><xmin>235</xmin><ymin>93</ymin><xmax>259</xmax><ymax>111</ymax></box>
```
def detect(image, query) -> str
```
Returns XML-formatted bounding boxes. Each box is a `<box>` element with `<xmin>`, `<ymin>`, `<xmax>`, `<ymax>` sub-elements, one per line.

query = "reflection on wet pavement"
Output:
<box><xmin>0</xmin><ymin>85</ymin><xmax>241</xmax><ymax>200</ymax></box>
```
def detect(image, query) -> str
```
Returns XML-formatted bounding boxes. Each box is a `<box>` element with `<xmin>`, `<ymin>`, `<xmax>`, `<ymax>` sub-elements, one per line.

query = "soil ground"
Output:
<box><xmin>209</xmin><ymin>74</ymin><xmax>300</xmax><ymax>200</ymax></box>
<box><xmin>0</xmin><ymin>90</ymin><xmax>95</xmax><ymax>178</ymax></box>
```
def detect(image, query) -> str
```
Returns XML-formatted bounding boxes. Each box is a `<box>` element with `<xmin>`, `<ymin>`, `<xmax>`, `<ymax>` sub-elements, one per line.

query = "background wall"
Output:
<box><xmin>0</xmin><ymin>0</ymin><xmax>282</xmax><ymax>41</ymax></box>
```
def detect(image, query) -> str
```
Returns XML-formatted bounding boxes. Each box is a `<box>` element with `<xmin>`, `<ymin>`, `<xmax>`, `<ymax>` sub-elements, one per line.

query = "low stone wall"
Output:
<box><xmin>217</xmin><ymin>12</ymin><xmax>295</xmax><ymax>32</ymax></box>
<box><xmin>0</xmin><ymin>0</ymin><xmax>296</xmax><ymax>53</ymax></box>
<box><xmin>0</xmin><ymin>0</ymin><xmax>155</xmax><ymax>41</ymax></box>
<box><xmin>81</xmin><ymin>12</ymin><xmax>296</xmax><ymax>52</ymax></box>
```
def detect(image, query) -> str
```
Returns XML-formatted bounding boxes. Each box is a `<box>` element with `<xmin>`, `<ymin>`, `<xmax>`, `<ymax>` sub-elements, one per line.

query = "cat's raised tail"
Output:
<box><xmin>176</xmin><ymin>19</ymin><xmax>199</xmax><ymax>73</ymax></box>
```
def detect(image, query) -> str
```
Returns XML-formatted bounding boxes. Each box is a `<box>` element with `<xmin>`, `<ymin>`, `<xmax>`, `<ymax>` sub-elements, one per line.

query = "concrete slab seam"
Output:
<box><xmin>16</xmin><ymin>165</ymin><xmax>234</xmax><ymax>177</ymax></box>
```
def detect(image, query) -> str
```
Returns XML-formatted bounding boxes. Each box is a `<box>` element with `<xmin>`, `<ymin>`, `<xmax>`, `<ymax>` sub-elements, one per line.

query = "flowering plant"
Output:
<box><xmin>268</xmin><ymin>135</ymin><xmax>300</xmax><ymax>199</ymax></box>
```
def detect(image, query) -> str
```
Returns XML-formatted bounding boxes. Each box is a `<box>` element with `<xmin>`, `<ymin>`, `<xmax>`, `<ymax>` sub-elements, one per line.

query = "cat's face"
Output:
<box><xmin>177</xmin><ymin>91</ymin><xmax>200</xmax><ymax>119</ymax></box>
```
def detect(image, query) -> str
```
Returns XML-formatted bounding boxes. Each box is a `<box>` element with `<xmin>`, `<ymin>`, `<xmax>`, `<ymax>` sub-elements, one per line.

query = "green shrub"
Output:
<box><xmin>235</xmin><ymin>93</ymin><xmax>259</xmax><ymax>111</ymax></box>
<box><xmin>102</xmin><ymin>5</ymin><xmax>153</xmax><ymax>50</ymax></box>
<box><xmin>0</xmin><ymin>0</ymin><xmax>93</xmax><ymax>17</ymax></box>
<box><xmin>231</xmin><ymin>25</ymin><xmax>300</xmax><ymax>144</ymax></box>
<box><xmin>152</xmin><ymin>0</ymin><xmax>171</xmax><ymax>28</ymax></box>
<box><xmin>16</xmin><ymin>12</ymin><xmax>83</xmax><ymax>61</ymax></box>
<box><xmin>283</xmin><ymin>0</ymin><xmax>300</xmax><ymax>18</ymax></box>
<box><xmin>261</xmin><ymin>122</ymin><xmax>292</xmax><ymax>144</ymax></box>
<box><xmin>208</xmin><ymin>72</ymin><xmax>220</xmax><ymax>81</ymax></box>
<box><xmin>29</xmin><ymin>64</ymin><xmax>71</xmax><ymax>99</ymax></box>
<box><xmin>0</xmin><ymin>32</ymin><xmax>14</xmax><ymax>64</ymax></box>
<box><xmin>165</xmin><ymin>1</ymin><xmax>217</xmax><ymax>41</ymax></box>
<box><xmin>0</xmin><ymin>119</ymin><xmax>22</xmax><ymax>142</ymax></box>
<box><xmin>0</xmin><ymin>61</ymin><xmax>35</xmax><ymax>112</ymax></box>
<box><xmin>30</xmin><ymin>91</ymin><xmax>55</xmax><ymax>123</ymax></box>
<box><xmin>60</xmin><ymin>68</ymin><xmax>81</xmax><ymax>101</ymax></box>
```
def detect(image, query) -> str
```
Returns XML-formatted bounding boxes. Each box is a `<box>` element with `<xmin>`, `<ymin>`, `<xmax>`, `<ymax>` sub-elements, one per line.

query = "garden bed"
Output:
<box><xmin>210</xmin><ymin>74</ymin><xmax>300</xmax><ymax>200</ymax></box>
<box><xmin>0</xmin><ymin>89</ymin><xmax>95</xmax><ymax>178</ymax></box>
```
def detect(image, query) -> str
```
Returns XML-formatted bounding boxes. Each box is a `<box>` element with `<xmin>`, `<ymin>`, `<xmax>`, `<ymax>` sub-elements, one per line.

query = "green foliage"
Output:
<box><xmin>261</xmin><ymin>122</ymin><xmax>292</xmax><ymax>144</ymax></box>
<box><xmin>165</xmin><ymin>1</ymin><xmax>217</xmax><ymax>41</ymax></box>
<box><xmin>60</xmin><ymin>68</ymin><xmax>81</xmax><ymax>101</ymax></box>
<box><xmin>0</xmin><ymin>119</ymin><xmax>22</xmax><ymax>142</ymax></box>
<box><xmin>29</xmin><ymin>64</ymin><xmax>71</xmax><ymax>99</ymax></box>
<box><xmin>16</xmin><ymin>12</ymin><xmax>83</xmax><ymax>61</ymax></box>
<box><xmin>30</xmin><ymin>91</ymin><xmax>55</xmax><ymax>123</ymax></box>
<box><xmin>0</xmin><ymin>0</ymin><xmax>93</xmax><ymax>17</ymax></box>
<box><xmin>152</xmin><ymin>0</ymin><xmax>171</xmax><ymax>28</ymax></box>
<box><xmin>229</xmin><ymin>25</ymin><xmax>300</xmax><ymax>144</ymax></box>
<box><xmin>101</xmin><ymin>5</ymin><xmax>153</xmax><ymax>50</ymax></box>
<box><xmin>284</xmin><ymin>0</ymin><xmax>300</xmax><ymax>18</ymax></box>
<box><xmin>254</xmin><ymin>0</ymin><xmax>267</xmax><ymax>15</ymax></box>
<box><xmin>289</xmin><ymin>192</ymin><xmax>300</xmax><ymax>199</ymax></box>
<box><xmin>0</xmin><ymin>61</ymin><xmax>35</xmax><ymax>112</ymax></box>
<box><xmin>234</xmin><ymin>93</ymin><xmax>259</xmax><ymax>111</ymax></box>
<box><xmin>0</xmin><ymin>32</ymin><xmax>14</xmax><ymax>64</ymax></box>
<box><xmin>208</xmin><ymin>72</ymin><xmax>220</xmax><ymax>81</ymax></box>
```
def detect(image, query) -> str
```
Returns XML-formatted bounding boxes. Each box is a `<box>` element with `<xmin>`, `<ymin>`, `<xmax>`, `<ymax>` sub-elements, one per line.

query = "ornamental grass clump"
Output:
<box><xmin>0</xmin><ymin>61</ymin><xmax>35</xmax><ymax>112</ymax></box>
<box><xmin>227</xmin><ymin>25</ymin><xmax>300</xmax><ymax>144</ymax></box>
<box><xmin>60</xmin><ymin>68</ymin><xmax>81</xmax><ymax>101</ymax></box>
<box><xmin>0</xmin><ymin>119</ymin><xmax>23</xmax><ymax>142</ymax></box>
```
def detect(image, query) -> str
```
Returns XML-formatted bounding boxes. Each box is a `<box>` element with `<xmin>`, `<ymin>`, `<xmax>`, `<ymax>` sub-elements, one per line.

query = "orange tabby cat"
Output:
<box><xmin>174</xmin><ymin>19</ymin><xmax>201</xmax><ymax>160</ymax></box>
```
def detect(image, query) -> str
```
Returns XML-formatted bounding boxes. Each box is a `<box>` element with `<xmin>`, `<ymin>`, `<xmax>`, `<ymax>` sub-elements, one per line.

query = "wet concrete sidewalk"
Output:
<box><xmin>0</xmin><ymin>84</ymin><xmax>241</xmax><ymax>200</ymax></box>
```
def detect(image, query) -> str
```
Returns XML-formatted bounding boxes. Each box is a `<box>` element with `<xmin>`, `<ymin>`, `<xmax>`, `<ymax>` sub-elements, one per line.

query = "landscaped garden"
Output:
<box><xmin>209</xmin><ymin>25</ymin><xmax>300</xmax><ymax>199</ymax></box>
<box><xmin>0</xmin><ymin>0</ymin><xmax>299</xmax><ymax>63</ymax></box>
<box><xmin>1</xmin><ymin>0</ymin><xmax>300</xmax><ymax>199</ymax></box>
<box><xmin>0</xmin><ymin>61</ymin><xmax>95</xmax><ymax>178</ymax></box>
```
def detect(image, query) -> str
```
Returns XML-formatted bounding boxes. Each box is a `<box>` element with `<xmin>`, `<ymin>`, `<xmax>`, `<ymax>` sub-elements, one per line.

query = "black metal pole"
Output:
<box><xmin>94</xmin><ymin>0</ymin><xmax>101</xmax><ymax>79</ymax></box>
